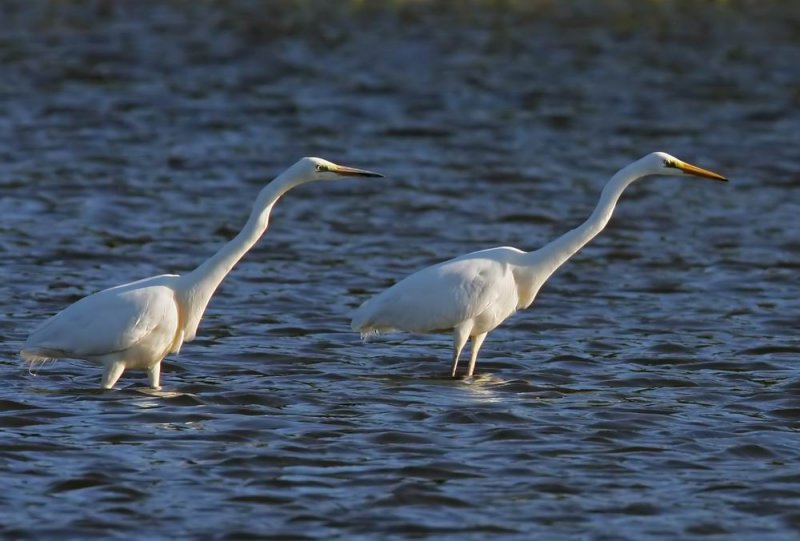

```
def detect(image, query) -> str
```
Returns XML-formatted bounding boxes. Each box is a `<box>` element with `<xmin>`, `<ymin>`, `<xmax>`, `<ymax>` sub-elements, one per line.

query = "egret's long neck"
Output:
<box><xmin>520</xmin><ymin>163</ymin><xmax>643</xmax><ymax>284</ymax></box>
<box><xmin>178</xmin><ymin>172</ymin><xmax>304</xmax><ymax>340</ymax></box>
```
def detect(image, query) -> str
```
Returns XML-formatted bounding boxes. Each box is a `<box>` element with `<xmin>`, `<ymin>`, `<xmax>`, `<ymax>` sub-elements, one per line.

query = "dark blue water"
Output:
<box><xmin>2</xmin><ymin>1</ymin><xmax>800</xmax><ymax>539</ymax></box>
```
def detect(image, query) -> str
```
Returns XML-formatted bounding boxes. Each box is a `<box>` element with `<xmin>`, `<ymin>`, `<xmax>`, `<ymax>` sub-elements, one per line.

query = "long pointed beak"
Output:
<box><xmin>330</xmin><ymin>164</ymin><xmax>384</xmax><ymax>178</ymax></box>
<box><xmin>677</xmin><ymin>161</ymin><xmax>727</xmax><ymax>182</ymax></box>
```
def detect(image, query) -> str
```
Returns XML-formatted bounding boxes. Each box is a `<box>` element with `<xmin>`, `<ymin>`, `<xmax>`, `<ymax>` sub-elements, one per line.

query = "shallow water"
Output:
<box><xmin>2</xmin><ymin>1</ymin><xmax>800</xmax><ymax>539</ymax></box>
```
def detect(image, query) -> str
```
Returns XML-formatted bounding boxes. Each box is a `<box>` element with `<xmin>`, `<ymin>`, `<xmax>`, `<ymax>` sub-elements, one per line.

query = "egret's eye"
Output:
<box><xmin>316</xmin><ymin>164</ymin><xmax>325</xmax><ymax>172</ymax></box>
<box><xmin>663</xmin><ymin>159</ymin><xmax>677</xmax><ymax>168</ymax></box>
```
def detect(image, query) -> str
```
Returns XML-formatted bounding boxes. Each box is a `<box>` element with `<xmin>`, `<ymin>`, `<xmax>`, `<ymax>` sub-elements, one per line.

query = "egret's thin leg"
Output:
<box><xmin>101</xmin><ymin>361</ymin><xmax>126</xmax><ymax>390</ymax></box>
<box><xmin>467</xmin><ymin>332</ymin><xmax>488</xmax><ymax>377</ymax></box>
<box><xmin>147</xmin><ymin>362</ymin><xmax>162</xmax><ymax>390</ymax></box>
<box><xmin>450</xmin><ymin>326</ymin><xmax>470</xmax><ymax>377</ymax></box>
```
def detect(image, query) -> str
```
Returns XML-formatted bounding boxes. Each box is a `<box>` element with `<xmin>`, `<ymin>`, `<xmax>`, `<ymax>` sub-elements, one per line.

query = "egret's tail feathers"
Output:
<box><xmin>352</xmin><ymin>301</ymin><xmax>397</xmax><ymax>340</ymax></box>
<box><xmin>21</xmin><ymin>349</ymin><xmax>63</xmax><ymax>376</ymax></box>
<box><xmin>359</xmin><ymin>328</ymin><xmax>379</xmax><ymax>342</ymax></box>
<box><xmin>21</xmin><ymin>348</ymin><xmax>63</xmax><ymax>365</ymax></box>
<box><xmin>351</xmin><ymin>297</ymin><xmax>377</xmax><ymax>331</ymax></box>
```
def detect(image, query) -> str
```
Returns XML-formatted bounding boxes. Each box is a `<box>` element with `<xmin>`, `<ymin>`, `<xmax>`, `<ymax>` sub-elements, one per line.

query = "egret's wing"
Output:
<box><xmin>353</xmin><ymin>257</ymin><xmax>512</xmax><ymax>334</ymax></box>
<box><xmin>24</xmin><ymin>278</ymin><xmax>178</xmax><ymax>359</ymax></box>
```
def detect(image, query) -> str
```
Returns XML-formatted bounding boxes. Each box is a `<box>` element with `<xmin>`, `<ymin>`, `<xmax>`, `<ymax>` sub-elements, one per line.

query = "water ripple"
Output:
<box><xmin>2</xmin><ymin>1</ymin><xmax>800</xmax><ymax>540</ymax></box>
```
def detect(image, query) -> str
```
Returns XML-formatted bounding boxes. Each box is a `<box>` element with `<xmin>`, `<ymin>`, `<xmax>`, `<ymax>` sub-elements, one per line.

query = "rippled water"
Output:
<box><xmin>2</xmin><ymin>1</ymin><xmax>800</xmax><ymax>539</ymax></box>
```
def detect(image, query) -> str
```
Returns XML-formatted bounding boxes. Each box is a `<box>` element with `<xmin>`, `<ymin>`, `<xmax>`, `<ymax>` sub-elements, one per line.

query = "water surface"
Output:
<box><xmin>2</xmin><ymin>1</ymin><xmax>800</xmax><ymax>539</ymax></box>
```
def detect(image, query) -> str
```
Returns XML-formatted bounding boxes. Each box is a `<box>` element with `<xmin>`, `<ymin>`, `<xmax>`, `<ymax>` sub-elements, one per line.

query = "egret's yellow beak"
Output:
<box><xmin>330</xmin><ymin>164</ymin><xmax>384</xmax><ymax>178</ymax></box>
<box><xmin>677</xmin><ymin>161</ymin><xmax>727</xmax><ymax>182</ymax></box>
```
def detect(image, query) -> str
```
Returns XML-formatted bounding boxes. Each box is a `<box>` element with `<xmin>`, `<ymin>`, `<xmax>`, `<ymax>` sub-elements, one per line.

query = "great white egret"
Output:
<box><xmin>352</xmin><ymin>152</ymin><xmax>726</xmax><ymax>378</ymax></box>
<box><xmin>22</xmin><ymin>157</ymin><xmax>382</xmax><ymax>389</ymax></box>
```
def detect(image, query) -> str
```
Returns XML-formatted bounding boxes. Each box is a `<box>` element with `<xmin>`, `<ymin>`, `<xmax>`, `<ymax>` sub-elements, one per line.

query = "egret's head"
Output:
<box><xmin>647</xmin><ymin>152</ymin><xmax>727</xmax><ymax>181</ymax></box>
<box><xmin>291</xmin><ymin>157</ymin><xmax>383</xmax><ymax>182</ymax></box>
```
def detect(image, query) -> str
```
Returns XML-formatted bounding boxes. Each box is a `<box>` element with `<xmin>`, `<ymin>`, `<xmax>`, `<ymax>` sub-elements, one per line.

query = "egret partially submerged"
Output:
<box><xmin>22</xmin><ymin>157</ymin><xmax>382</xmax><ymax>389</ymax></box>
<box><xmin>352</xmin><ymin>152</ymin><xmax>726</xmax><ymax>378</ymax></box>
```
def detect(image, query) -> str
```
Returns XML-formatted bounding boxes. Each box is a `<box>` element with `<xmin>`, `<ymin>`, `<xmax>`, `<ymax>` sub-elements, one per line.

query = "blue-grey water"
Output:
<box><xmin>2</xmin><ymin>1</ymin><xmax>800</xmax><ymax>539</ymax></box>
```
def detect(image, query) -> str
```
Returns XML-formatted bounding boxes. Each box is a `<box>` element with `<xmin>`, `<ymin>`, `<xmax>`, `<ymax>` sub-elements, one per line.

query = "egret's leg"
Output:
<box><xmin>466</xmin><ymin>332</ymin><xmax>488</xmax><ymax>377</ymax></box>
<box><xmin>101</xmin><ymin>361</ymin><xmax>126</xmax><ymax>390</ymax></box>
<box><xmin>450</xmin><ymin>326</ymin><xmax>470</xmax><ymax>377</ymax></box>
<box><xmin>147</xmin><ymin>362</ymin><xmax>162</xmax><ymax>390</ymax></box>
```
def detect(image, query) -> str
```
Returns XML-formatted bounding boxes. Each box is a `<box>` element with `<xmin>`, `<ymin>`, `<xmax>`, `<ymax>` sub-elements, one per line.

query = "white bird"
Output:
<box><xmin>352</xmin><ymin>152</ymin><xmax>727</xmax><ymax>378</ymax></box>
<box><xmin>22</xmin><ymin>157</ymin><xmax>382</xmax><ymax>390</ymax></box>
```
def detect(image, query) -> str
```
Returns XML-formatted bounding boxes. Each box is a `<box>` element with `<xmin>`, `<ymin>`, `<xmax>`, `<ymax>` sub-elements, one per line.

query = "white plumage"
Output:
<box><xmin>353</xmin><ymin>248</ymin><xmax>523</xmax><ymax>335</ymax></box>
<box><xmin>23</xmin><ymin>157</ymin><xmax>382</xmax><ymax>389</ymax></box>
<box><xmin>353</xmin><ymin>152</ymin><xmax>727</xmax><ymax>378</ymax></box>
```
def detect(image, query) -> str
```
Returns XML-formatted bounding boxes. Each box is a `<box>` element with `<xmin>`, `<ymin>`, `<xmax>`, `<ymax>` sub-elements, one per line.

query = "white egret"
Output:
<box><xmin>352</xmin><ymin>152</ymin><xmax>726</xmax><ymax>378</ymax></box>
<box><xmin>22</xmin><ymin>157</ymin><xmax>382</xmax><ymax>389</ymax></box>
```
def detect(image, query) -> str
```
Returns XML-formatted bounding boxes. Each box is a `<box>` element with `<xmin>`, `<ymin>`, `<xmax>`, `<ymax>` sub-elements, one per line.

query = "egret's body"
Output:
<box><xmin>352</xmin><ymin>152</ymin><xmax>727</xmax><ymax>377</ymax></box>
<box><xmin>23</xmin><ymin>157</ymin><xmax>382</xmax><ymax>389</ymax></box>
